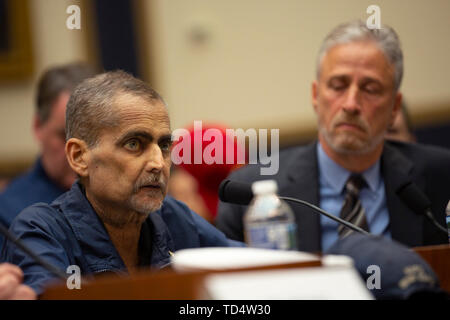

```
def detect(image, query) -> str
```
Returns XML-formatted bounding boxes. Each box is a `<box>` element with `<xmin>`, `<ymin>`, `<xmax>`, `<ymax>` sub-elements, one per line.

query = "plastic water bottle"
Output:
<box><xmin>243</xmin><ymin>180</ymin><xmax>298</xmax><ymax>250</ymax></box>
<box><xmin>446</xmin><ymin>200</ymin><xmax>450</xmax><ymax>244</ymax></box>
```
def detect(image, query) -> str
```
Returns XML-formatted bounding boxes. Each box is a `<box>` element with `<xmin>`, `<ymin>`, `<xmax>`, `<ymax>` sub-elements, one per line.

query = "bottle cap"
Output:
<box><xmin>251</xmin><ymin>180</ymin><xmax>278</xmax><ymax>195</ymax></box>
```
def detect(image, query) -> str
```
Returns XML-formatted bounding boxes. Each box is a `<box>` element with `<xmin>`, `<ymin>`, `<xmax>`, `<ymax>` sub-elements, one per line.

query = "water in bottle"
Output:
<box><xmin>244</xmin><ymin>180</ymin><xmax>297</xmax><ymax>250</ymax></box>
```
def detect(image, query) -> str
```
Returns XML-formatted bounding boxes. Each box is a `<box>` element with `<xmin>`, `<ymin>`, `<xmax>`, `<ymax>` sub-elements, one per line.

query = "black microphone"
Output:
<box><xmin>219</xmin><ymin>179</ymin><xmax>371</xmax><ymax>236</ymax></box>
<box><xmin>0</xmin><ymin>222</ymin><xmax>67</xmax><ymax>281</ymax></box>
<box><xmin>218</xmin><ymin>180</ymin><xmax>254</xmax><ymax>205</ymax></box>
<box><xmin>396</xmin><ymin>182</ymin><xmax>447</xmax><ymax>234</ymax></box>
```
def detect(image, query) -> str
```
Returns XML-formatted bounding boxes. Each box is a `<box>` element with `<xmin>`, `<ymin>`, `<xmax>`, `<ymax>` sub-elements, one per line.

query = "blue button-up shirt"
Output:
<box><xmin>317</xmin><ymin>143</ymin><xmax>391</xmax><ymax>251</ymax></box>
<box><xmin>1</xmin><ymin>181</ymin><xmax>244</xmax><ymax>294</ymax></box>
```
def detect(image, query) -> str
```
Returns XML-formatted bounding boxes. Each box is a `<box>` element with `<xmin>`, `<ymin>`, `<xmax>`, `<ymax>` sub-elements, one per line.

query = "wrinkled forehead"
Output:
<box><xmin>319</xmin><ymin>41</ymin><xmax>395</xmax><ymax>85</ymax></box>
<box><xmin>112</xmin><ymin>93</ymin><xmax>170</xmax><ymax>128</ymax></box>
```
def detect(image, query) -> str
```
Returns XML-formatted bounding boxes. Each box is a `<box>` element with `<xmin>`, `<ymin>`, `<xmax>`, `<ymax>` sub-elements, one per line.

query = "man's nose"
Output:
<box><xmin>145</xmin><ymin>145</ymin><xmax>164</xmax><ymax>172</ymax></box>
<box><xmin>342</xmin><ymin>85</ymin><xmax>361</xmax><ymax>114</ymax></box>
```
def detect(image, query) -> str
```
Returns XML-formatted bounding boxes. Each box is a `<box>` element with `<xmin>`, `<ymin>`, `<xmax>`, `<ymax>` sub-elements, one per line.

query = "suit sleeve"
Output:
<box><xmin>216</xmin><ymin>201</ymin><xmax>246</xmax><ymax>242</ymax></box>
<box><xmin>215</xmin><ymin>168</ymin><xmax>252</xmax><ymax>242</ymax></box>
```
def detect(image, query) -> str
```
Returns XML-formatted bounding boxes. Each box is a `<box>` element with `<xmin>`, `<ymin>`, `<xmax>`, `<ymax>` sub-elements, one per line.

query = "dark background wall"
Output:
<box><xmin>94</xmin><ymin>0</ymin><xmax>139</xmax><ymax>77</ymax></box>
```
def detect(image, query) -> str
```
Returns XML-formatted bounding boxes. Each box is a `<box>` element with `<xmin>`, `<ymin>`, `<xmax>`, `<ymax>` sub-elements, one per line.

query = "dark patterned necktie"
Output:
<box><xmin>338</xmin><ymin>174</ymin><xmax>369</xmax><ymax>238</ymax></box>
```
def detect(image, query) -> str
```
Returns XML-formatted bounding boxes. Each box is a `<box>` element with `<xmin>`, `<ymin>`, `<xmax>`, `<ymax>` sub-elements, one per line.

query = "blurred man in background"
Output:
<box><xmin>0</xmin><ymin>63</ymin><xmax>96</xmax><ymax>248</ymax></box>
<box><xmin>385</xmin><ymin>102</ymin><xmax>416</xmax><ymax>143</ymax></box>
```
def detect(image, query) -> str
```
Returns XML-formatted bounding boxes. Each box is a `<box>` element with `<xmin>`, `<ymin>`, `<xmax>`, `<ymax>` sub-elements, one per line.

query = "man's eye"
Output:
<box><xmin>160</xmin><ymin>141</ymin><xmax>173</xmax><ymax>152</ymax></box>
<box><xmin>361</xmin><ymin>82</ymin><xmax>382</xmax><ymax>94</ymax></box>
<box><xmin>329</xmin><ymin>80</ymin><xmax>346</xmax><ymax>91</ymax></box>
<box><xmin>364</xmin><ymin>86</ymin><xmax>381</xmax><ymax>94</ymax></box>
<box><xmin>124</xmin><ymin>139</ymin><xmax>140</xmax><ymax>151</ymax></box>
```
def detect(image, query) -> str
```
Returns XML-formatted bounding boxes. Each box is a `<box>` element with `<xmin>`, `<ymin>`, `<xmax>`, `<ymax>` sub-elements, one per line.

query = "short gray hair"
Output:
<box><xmin>316</xmin><ymin>20</ymin><xmax>403</xmax><ymax>91</ymax></box>
<box><xmin>66</xmin><ymin>70</ymin><xmax>166</xmax><ymax>147</ymax></box>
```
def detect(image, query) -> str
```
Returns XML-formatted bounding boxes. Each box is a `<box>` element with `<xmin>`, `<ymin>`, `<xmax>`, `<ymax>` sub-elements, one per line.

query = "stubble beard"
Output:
<box><xmin>128</xmin><ymin>174</ymin><xmax>167</xmax><ymax>216</ymax></box>
<box><xmin>319</xmin><ymin>116</ymin><xmax>386</xmax><ymax>156</ymax></box>
<box><xmin>128</xmin><ymin>194</ymin><xmax>164</xmax><ymax>217</ymax></box>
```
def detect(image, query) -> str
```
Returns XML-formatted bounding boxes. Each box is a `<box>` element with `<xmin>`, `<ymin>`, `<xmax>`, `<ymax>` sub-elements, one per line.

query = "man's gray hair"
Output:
<box><xmin>316</xmin><ymin>20</ymin><xmax>403</xmax><ymax>91</ymax></box>
<box><xmin>66</xmin><ymin>70</ymin><xmax>165</xmax><ymax>147</ymax></box>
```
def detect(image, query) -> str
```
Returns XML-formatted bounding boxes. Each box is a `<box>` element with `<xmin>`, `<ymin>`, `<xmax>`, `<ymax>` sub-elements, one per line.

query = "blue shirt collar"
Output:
<box><xmin>317</xmin><ymin>142</ymin><xmax>380</xmax><ymax>193</ymax></box>
<box><xmin>56</xmin><ymin>181</ymin><xmax>174</xmax><ymax>272</ymax></box>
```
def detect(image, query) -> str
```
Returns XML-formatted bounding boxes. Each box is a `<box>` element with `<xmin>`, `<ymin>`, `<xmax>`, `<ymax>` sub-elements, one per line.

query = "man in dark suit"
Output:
<box><xmin>216</xmin><ymin>21</ymin><xmax>450</xmax><ymax>252</ymax></box>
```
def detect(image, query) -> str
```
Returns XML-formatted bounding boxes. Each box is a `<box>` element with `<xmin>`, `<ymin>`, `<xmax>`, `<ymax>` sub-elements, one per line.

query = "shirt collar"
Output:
<box><xmin>317</xmin><ymin>142</ymin><xmax>380</xmax><ymax>193</ymax></box>
<box><xmin>57</xmin><ymin>181</ymin><xmax>174</xmax><ymax>272</ymax></box>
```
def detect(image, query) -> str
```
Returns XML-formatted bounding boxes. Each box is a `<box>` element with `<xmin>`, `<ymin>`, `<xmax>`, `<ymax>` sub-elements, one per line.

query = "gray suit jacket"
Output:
<box><xmin>216</xmin><ymin>140</ymin><xmax>450</xmax><ymax>252</ymax></box>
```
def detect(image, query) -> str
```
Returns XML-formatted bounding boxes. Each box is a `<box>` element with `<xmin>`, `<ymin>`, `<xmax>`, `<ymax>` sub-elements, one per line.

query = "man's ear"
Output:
<box><xmin>65</xmin><ymin>138</ymin><xmax>90</xmax><ymax>177</ymax></box>
<box><xmin>312</xmin><ymin>81</ymin><xmax>319</xmax><ymax>113</ymax></box>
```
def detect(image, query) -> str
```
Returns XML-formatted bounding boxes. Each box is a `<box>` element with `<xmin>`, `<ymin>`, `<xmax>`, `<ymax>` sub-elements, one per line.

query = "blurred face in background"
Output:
<box><xmin>312</xmin><ymin>41</ymin><xmax>402</xmax><ymax>155</ymax></box>
<box><xmin>34</xmin><ymin>91</ymin><xmax>76</xmax><ymax>190</ymax></box>
<box><xmin>385</xmin><ymin>109</ymin><xmax>416</xmax><ymax>143</ymax></box>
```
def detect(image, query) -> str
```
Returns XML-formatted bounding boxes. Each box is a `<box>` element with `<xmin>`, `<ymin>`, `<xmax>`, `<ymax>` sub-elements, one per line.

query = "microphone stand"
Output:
<box><xmin>423</xmin><ymin>210</ymin><xmax>447</xmax><ymax>234</ymax></box>
<box><xmin>279</xmin><ymin>196</ymin><xmax>371</xmax><ymax>236</ymax></box>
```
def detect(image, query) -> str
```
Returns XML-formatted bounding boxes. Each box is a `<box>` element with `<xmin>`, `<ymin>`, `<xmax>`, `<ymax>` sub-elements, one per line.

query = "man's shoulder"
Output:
<box><xmin>3</xmin><ymin>201</ymin><xmax>67</xmax><ymax>252</ymax></box>
<box><xmin>157</xmin><ymin>195</ymin><xmax>197</xmax><ymax>228</ymax></box>
<box><xmin>157</xmin><ymin>194</ymin><xmax>205</xmax><ymax>228</ymax></box>
<box><xmin>0</xmin><ymin>160</ymin><xmax>65</xmax><ymax>225</ymax></box>
<box><xmin>385</xmin><ymin>140</ymin><xmax>450</xmax><ymax>166</ymax></box>
<box><xmin>8</xmin><ymin>184</ymin><xmax>75</xmax><ymax>227</ymax></box>
<box><xmin>10</xmin><ymin>202</ymin><xmax>62</xmax><ymax>227</ymax></box>
<box><xmin>160</xmin><ymin>195</ymin><xmax>192</xmax><ymax>216</ymax></box>
<box><xmin>158</xmin><ymin>195</ymin><xmax>233</xmax><ymax>248</ymax></box>
<box><xmin>0</xmin><ymin>168</ymin><xmax>38</xmax><ymax>224</ymax></box>
<box><xmin>0</xmin><ymin>169</ymin><xmax>35</xmax><ymax>199</ymax></box>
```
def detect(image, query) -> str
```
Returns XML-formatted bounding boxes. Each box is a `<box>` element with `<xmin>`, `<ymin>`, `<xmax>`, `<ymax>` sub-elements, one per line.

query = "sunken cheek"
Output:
<box><xmin>97</xmin><ymin>154</ymin><xmax>135</xmax><ymax>182</ymax></box>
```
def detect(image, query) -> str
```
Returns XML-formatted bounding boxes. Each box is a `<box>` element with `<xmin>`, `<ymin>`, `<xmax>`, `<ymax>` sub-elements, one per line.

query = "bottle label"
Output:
<box><xmin>246</xmin><ymin>222</ymin><xmax>297</xmax><ymax>250</ymax></box>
